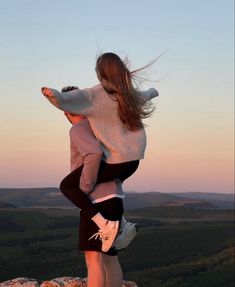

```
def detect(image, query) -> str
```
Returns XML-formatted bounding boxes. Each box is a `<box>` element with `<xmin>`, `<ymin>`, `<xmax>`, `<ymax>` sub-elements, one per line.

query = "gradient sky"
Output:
<box><xmin>0</xmin><ymin>0</ymin><xmax>234</xmax><ymax>193</ymax></box>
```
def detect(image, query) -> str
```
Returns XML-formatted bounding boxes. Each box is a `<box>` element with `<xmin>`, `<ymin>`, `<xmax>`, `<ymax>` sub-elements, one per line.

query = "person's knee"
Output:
<box><xmin>60</xmin><ymin>174</ymin><xmax>75</xmax><ymax>193</ymax></box>
<box><xmin>59</xmin><ymin>177</ymin><xmax>68</xmax><ymax>192</ymax></box>
<box><xmin>60</xmin><ymin>166</ymin><xmax>83</xmax><ymax>192</ymax></box>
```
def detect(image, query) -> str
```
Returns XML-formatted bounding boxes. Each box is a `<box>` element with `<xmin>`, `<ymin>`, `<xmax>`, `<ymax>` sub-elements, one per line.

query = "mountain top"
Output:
<box><xmin>0</xmin><ymin>277</ymin><xmax>137</xmax><ymax>287</ymax></box>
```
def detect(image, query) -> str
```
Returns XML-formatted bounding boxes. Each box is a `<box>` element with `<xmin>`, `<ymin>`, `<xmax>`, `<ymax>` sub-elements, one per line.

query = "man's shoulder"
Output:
<box><xmin>70</xmin><ymin>119</ymin><xmax>90</xmax><ymax>134</ymax></box>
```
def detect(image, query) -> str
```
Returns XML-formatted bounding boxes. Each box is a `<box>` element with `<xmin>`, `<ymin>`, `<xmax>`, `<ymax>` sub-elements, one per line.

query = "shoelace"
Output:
<box><xmin>88</xmin><ymin>230</ymin><xmax>109</xmax><ymax>241</ymax></box>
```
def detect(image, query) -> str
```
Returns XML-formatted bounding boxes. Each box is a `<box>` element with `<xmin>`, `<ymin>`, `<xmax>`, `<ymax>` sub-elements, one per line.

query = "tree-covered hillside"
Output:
<box><xmin>0</xmin><ymin>207</ymin><xmax>234</xmax><ymax>287</ymax></box>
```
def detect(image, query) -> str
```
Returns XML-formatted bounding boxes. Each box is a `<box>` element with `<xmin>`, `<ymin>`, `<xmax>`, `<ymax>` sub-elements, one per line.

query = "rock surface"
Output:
<box><xmin>0</xmin><ymin>277</ymin><xmax>138</xmax><ymax>287</ymax></box>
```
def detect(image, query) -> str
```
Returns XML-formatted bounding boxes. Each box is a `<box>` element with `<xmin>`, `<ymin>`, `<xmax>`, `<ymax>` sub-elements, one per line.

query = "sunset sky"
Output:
<box><xmin>0</xmin><ymin>0</ymin><xmax>234</xmax><ymax>194</ymax></box>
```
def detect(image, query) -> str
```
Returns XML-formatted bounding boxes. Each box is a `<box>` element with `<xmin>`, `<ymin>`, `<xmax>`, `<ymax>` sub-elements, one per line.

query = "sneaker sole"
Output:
<box><xmin>113</xmin><ymin>224</ymin><xmax>139</xmax><ymax>251</ymax></box>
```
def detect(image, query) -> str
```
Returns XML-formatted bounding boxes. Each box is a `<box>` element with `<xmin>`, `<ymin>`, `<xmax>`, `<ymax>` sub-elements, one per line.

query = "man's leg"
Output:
<box><xmin>85</xmin><ymin>251</ymin><xmax>105</xmax><ymax>287</ymax></box>
<box><xmin>102</xmin><ymin>254</ymin><xmax>123</xmax><ymax>287</ymax></box>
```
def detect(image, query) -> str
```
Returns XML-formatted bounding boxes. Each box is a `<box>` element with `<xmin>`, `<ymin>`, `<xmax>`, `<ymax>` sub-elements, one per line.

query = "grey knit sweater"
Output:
<box><xmin>43</xmin><ymin>84</ymin><xmax>158</xmax><ymax>163</ymax></box>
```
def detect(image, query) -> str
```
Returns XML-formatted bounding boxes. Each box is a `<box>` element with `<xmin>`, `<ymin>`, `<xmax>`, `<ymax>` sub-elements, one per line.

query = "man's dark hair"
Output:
<box><xmin>61</xmin><ymin>86</ymin><xmax>78</xmax><ymax>92</ymax></box>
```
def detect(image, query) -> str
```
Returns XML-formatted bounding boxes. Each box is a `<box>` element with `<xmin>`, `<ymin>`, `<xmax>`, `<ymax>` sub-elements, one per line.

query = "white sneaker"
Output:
<box><xmin>88</xmin><ymin>220</ymin><xmax>119</xmax><ymax>252</ymax></box>
<box><xmin>113</xmin><ymin>221</ymin><xmax>138</xmax><ymax>251</ymax></box>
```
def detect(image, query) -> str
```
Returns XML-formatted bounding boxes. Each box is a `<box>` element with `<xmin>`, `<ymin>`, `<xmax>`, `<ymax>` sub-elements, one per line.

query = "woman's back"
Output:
<box><xmin>87</xmin><ymin>84</ymin><xmax>147</xmax><ymax>163</ymax></box>
<box><xmin>45</xmin><ymin>83</ymin><xmax>149</xmax><ymax>163</ymax></box>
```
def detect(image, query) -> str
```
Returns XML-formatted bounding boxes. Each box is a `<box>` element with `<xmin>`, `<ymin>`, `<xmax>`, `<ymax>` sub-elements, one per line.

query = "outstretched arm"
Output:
<box><xmin>41</xmin><ymin>87</ymin><xmax>93</xmax><ymax>115</ymax></box>
<box><xmin>139</xmin><ymin>88</ymin><xmax>159</xmax><ymax>102</ymax></box>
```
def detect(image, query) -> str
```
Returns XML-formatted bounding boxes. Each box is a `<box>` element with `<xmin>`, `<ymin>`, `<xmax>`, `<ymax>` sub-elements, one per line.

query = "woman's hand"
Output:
<box><xmin>41</xmin><ymin>87</ymin><xmax>59</xmax><ymax>107</ymax></box>
<box><xmin>41</xmin><ymin>87</ymin><xmax>52</xmax><ymax>97</ymax></box>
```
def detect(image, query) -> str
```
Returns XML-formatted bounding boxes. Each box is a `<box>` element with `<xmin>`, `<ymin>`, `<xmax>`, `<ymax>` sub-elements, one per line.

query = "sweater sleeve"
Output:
<box><xmin>42</xmin><ymin>88</ymin><xmax>94</xmax><ymax>116</ymax></box>
<box><xmin>139</xmin><ymin>88</ymin><xmax>159</xmax><ymax>102</ymax></box>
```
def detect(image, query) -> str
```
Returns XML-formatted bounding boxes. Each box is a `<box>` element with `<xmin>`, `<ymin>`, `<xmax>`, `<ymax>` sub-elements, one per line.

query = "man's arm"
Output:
<box><xmin>70</xmin><ymin>122</ymin><xmax>103</xmax><ymax>194</ymax></box>
<box><xmin>80</xmin><ymin>153</ymin><xmax>102</xmax><ymax>194</ymax></box>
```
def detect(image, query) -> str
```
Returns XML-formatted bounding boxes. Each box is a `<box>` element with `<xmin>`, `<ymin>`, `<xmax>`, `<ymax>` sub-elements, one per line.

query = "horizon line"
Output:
<box><xmin>0</xmin><ymin>187</ymin><xmax>234</xmax><ymax>195</ymax></box>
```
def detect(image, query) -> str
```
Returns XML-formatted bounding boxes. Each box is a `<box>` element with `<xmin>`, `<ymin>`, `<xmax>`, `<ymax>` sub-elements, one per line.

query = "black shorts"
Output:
<box><xmin>78</xmin><ymin>198</ymin><xmax>124</xmax><ymax>256</ymax></box>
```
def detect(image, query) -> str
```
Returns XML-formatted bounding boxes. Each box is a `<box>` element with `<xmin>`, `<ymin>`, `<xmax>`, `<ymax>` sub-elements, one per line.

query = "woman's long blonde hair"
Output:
<box><xmin>96</xmin><ymin>52</ymin><xmax>155</xmax><ymax>131</ymax></box>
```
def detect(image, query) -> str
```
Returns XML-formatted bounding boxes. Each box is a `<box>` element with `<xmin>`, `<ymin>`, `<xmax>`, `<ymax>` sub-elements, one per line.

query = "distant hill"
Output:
<box><xmin>123</xmin><ymin>192</ymin><xmax>215</xmax><ymax>209</ymax></box>
<box><xmin>0</xmin><ymin>188</ymin><xmax>72</xmax><ymax>208</ymax></box>
<box><xmin>0</xmin><ymin>201</ymin><xmax>17</xmax><ymax>209</ymax></box>
<box><xmin>170</xmin><ymin>192</ymin><xmax>234</xmax><ymax>209</ymax></box>
<box><xmin>0</xmin><ymin>188</ymin><xmax>233</xmax><ymax>209</ymax></box>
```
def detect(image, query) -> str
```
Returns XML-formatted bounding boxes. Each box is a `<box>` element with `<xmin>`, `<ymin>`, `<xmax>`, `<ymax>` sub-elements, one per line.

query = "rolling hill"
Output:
<box><xmin>0</xmin><ymin>206</ymin><xmax>234</xmax><ymax>286</ymax></box>
<box><xmin>170</xmin><ymin>192</ymin><xmax>234</xmax><ymax>209</ymax></box>
<box><xmin>0</xmin><ymin>188</ymin><xmax>233</xmax><ymax>209</ymax></box>
<box><xmin>0</xmin><ymin>201</ymin><xmax>17</xmax><ymax>209</ymax></box>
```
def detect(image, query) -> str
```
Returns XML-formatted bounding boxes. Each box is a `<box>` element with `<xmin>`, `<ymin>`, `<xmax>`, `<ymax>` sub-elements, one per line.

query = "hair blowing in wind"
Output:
<box><xmin>96</xmin><ymin>53</ymin><xmax>156</xmax><ymax>131</ymax></box>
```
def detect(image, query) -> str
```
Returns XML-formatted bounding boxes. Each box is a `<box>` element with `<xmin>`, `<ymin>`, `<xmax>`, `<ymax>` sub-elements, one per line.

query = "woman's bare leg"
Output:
<box><xmin>102</xmin><ymin>254</ymin><xmax>123</xmax><ymax>287</ymax></box>
<box><xmin>85</xmin><ymin>251</ymin><xmax>106</xmax><ymax>287</ymax></box>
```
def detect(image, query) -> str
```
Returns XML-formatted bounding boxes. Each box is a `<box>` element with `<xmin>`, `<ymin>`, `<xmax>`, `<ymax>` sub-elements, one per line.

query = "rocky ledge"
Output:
<box><xmin>0</xmin><ymin>277</ymin><xmax>138</xmax><ymax>287</ymax></box>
